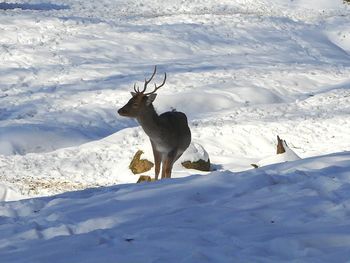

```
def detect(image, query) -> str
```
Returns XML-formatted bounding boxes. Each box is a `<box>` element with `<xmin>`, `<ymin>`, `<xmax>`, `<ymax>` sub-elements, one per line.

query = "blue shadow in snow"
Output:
<box><xmin>0</xmin><ymin>2</ymin><xmax>69</xmax><ymax>11</ymax></box>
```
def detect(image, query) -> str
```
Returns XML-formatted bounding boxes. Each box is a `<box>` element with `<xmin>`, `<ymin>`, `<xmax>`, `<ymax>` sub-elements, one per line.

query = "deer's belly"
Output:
<box><xmin>154</xmin><ymin>143</ymin><xmax>171</xmax><ymax>154</ymax></box>
<box><xmin>151</xmin><ymin>138</ymin><xmax>172</xmax><ymax>154</ymax></box>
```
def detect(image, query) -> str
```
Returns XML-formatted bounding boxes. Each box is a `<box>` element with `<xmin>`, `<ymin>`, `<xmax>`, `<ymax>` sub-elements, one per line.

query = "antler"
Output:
<box><xmin>133</xmin><ymin>83</ymin><xmax>138</xmax><ymax>93</ymax></box>
<box><xmin>144</xmin><ymin>71</ymin><xmax>166</xmax><ymax>95</ymax></box>
<box><xmin>133</xmin><ymin>66</ymin><xmax>167</xmax><ymax>94</ymax></box>
<box><xmin>141</xmin><ymin>65</ymin><xmax>157</xmax><ymax>93</ymax></box>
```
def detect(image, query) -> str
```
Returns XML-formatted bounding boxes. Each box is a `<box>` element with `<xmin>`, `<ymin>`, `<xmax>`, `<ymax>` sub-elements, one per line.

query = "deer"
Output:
<box><xmin>118</xmin><ymin>66</ymin><xmax>191</xmax><ymax>180</ymax></box>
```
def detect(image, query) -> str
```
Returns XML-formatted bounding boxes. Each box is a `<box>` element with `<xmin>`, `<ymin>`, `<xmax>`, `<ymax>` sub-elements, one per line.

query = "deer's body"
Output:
<box><xmin>141</xmin><ymin>110</ymin><xmax>190</xmax><ymax>154</ymax></box>
<box><xmin>118</xmin><ymin>66</ymin><xmax>191</xmax><ymax>179</ymax></box>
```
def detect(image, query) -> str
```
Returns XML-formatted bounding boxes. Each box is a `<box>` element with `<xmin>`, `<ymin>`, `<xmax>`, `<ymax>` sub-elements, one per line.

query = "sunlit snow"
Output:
<box><xmin>1</xmin><ymin>0</ymin><xmax>350</xmax><ymax>262</ymax></box>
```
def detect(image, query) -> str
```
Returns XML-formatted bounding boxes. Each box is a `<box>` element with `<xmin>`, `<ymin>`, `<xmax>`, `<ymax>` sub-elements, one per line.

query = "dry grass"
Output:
<box><xmin>6</xmin><ymin>177</ymin><xmax>92</xmax><ymax>196</ymax></box>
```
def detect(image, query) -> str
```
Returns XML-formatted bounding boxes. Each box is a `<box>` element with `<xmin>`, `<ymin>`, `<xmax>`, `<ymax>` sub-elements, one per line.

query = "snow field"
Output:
<box><xmin>1</xmin><ymin>1</ymin><xmax>350</xmax><ymax>198</ymax></box>
<box><xmin>1</xmin><ymin>0</ymin><xmax>350</xmax><ymax>261</ymax></box>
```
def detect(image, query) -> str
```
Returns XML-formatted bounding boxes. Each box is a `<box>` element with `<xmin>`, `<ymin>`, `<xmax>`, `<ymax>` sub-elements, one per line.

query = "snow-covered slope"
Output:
<box><xmin>1</xmin><ymin>151</ymin><xmax>350</xmax><ymax>262</ymax></box>
<box><xmin>1</xmin><ymin>0</ymin><xmax>350</xmax><ymax>200</ymax></box>
<box><xmin>1</xmin><ymin>0</ymin><xmax>350</xmax><ymax>261</ymax></box>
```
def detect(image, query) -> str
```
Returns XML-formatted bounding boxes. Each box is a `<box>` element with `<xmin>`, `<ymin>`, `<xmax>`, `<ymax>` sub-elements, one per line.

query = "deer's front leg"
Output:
<box><xmin>151</xmin><ymin>141</ymin><xmax>161</xmax><ymax>180</ymax></box>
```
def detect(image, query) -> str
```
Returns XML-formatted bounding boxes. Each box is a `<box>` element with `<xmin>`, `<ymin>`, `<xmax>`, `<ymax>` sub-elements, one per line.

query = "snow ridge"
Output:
<box><xmin>1</xmin><ymin>152</ymin><xmax>350</xmax><ymax>262</ymax></box>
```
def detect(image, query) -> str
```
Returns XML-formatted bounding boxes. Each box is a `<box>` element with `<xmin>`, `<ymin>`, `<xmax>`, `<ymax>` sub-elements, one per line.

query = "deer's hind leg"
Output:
<box><xmin>151</xmin><ymin>141</ymin><xmax>161</xmax><ymax>180</ymax></box>
<box><xmin>161</xmin><ymin>149</ymin><xmax>179</xmax><ymax>179</ymax></box>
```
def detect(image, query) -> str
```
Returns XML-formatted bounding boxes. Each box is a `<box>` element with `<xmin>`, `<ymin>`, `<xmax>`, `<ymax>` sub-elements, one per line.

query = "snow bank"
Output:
<box><xmin>1</xmin><ymin>151</ymin><xmax>350</xmax><ymax>262</ymax></box>
<box><xmin>257</xmin><ymin>140</ymin><xmax>301</xmax><ymax>167</ymax></box>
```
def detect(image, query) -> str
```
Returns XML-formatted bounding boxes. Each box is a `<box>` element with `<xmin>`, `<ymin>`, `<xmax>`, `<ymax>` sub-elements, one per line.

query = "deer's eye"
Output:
<box><xmin>132</xmin><ymin>103</ymin><xmax>139</xmax><ymax>108</ymax></box>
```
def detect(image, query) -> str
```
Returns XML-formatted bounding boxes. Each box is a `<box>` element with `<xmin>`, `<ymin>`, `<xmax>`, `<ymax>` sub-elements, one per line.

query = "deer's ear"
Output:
<box><xmin>131</xmin><ymin>92</ymin><xmax>137</xmax><ymax>97</ymax></box>
<box><xmin>146</xmin><ymin>93</ymin><xmax>157</xmax><ymax>105</ymax></box>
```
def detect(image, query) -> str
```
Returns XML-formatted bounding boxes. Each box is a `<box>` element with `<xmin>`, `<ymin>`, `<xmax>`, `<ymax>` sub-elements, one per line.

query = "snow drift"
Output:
<box><xmin>1</xmin><ymin>151</ymin><xmax>350</xmax><ymax>262</ymax></box>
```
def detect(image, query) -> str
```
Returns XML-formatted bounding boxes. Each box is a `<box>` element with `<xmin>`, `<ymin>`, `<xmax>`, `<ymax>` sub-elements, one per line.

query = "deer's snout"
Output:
<box><xmin>118</xmin><ymin>108</ymin><xmax>127</xmax><ymax>116</ymax></box>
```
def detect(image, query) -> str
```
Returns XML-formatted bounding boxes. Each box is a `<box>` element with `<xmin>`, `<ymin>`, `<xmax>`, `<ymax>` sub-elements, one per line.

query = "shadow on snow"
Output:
<box><xmin>0</xmin><ymin>2</ymin><xmax>69</xmax><ymax>11</ymax></box>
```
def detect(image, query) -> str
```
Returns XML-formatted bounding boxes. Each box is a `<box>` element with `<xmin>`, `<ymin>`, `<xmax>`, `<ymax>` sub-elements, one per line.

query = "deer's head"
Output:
<box><xmin>118</xmin><ymin>66</ymin><xmax>166</xmax><ymax>118</ymax></box>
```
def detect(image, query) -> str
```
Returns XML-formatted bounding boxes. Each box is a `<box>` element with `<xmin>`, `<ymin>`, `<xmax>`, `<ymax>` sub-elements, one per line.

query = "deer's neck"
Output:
<box><xmin>136</xmin><ymin>104</ymin><xmax>160</xmax><ymax>138</ymax></box>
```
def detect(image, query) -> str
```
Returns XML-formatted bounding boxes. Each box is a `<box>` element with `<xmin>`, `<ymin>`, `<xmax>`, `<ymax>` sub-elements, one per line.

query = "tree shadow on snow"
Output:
<box><xmin>0</xmin><ymin>2</ymin><xmax>69</xmax><ymax>11</ymax></box>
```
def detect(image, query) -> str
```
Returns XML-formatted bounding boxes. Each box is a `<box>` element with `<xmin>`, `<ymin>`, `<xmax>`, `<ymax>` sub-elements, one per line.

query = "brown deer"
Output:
<box><xmin>118</xmin><ymin>66</ymin><xmax>191</xmax><ymax>180</ymax></box>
